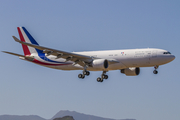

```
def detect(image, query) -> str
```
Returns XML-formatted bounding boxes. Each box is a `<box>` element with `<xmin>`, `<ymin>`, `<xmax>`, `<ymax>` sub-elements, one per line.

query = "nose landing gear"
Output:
<box><xmin>153</xmin><ymin>65</ymin><xmax>159</xmax><ymax>74</ymax></box>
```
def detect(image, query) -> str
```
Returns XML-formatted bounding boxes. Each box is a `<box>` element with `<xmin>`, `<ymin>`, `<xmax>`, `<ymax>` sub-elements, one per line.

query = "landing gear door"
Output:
<box><xmin>152</xmin><ymin>51</ymin><xmax>157</xmax><ymax>57</ymax></box>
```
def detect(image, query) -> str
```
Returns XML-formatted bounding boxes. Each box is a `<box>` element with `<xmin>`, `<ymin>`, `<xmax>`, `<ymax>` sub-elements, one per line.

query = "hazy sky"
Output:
<box><xmin>0</xmin><ymin>1</ymin><xmax>180</xmax><ymax>120</ymax></box>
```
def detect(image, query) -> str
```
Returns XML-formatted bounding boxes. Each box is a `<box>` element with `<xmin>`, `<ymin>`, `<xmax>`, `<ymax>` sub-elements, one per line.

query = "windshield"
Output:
<box><xmin>163</xmin><ymin>51</ymin><xmax>171</xmax><ymax>54</ymax></box>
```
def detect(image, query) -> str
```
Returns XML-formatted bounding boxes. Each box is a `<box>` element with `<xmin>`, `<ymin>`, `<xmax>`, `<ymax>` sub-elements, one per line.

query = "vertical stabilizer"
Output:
<box><xmin>17</xmin><ymin>27</ymin><xmax>42</xmax><ymax>56</ymax></box>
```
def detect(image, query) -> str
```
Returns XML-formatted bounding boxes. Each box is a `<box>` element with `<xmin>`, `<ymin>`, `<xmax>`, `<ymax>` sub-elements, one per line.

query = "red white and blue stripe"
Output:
<box><xmin>18</xmin><ymin>27</ymin><xmax>70</xmax><ymax>66</ymax></box>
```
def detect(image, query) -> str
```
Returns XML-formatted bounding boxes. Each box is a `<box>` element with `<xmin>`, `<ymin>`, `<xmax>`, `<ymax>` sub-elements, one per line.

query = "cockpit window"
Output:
<box><xmin>163</xmin><ymin>51</ymin><xmax>171</xmax><ymax>54</ymax></box>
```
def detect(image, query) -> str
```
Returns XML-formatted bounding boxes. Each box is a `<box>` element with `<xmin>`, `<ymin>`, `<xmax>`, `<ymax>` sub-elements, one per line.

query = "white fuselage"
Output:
<box><xmin>31</xmin><ymin>48</ymin><xmax>175</xmax><ymax>71</ymax></box>
<box><xmin>4</xmin><ymin>27</ymin><xmax>175</xmax><ymax>81</ymax></box>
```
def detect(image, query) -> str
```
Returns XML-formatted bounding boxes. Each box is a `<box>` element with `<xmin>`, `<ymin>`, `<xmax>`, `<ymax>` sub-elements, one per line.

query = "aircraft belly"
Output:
<box><xmin>121</xmin><ymin>57</ymin><xmax>151</xmax><ymax>68</ymax></box>
<box><xmin>107</xmin><ymin>62</ymin><xmax>127</xmax><ymax>70</ymax></box>
<box><xmin>47</xmin><ymin>65</ymin><xmax>83</xmax><ymax>70</ymax></box>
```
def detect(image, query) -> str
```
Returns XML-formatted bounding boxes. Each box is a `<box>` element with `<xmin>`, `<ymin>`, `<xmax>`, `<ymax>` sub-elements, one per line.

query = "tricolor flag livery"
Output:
<box><xmin>3</xmin><ymin>27</ymin><xmax>175</xmax><ymax>82</ymax></box>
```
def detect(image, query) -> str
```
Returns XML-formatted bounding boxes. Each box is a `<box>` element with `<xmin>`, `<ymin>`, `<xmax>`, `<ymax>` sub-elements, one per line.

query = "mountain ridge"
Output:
<box><xmin>51</xmin><ymin>110</ymin><xmax>115</xmax><ymax>120</ymax></box>
<box><xmin>0</xmin><ymin>110</ymin><xmax>136</xmax><ymax>120</ymax></box>
<box><xmin>0</xmin><ymin>115</ymin><xmax>46</xmax><ymax>120</ymax></box>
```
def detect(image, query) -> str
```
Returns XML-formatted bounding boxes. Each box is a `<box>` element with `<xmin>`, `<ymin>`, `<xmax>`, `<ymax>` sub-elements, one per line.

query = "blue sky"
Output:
<box><xmin>0</xmin><ymin>1</ymin><xmax>180</xmax><ymax>120</ymax></box>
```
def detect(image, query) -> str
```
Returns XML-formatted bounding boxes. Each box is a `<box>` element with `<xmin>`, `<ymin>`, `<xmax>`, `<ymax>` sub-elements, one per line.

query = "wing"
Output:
<box><xmin>13</xmin><ymin>36</ymin><xmax>119</xmax><ymax>67</ymax></box>
<box><xmin>13</xmin><ymin>36</ymin><xmax>93</xmax><ymax>66</ymax></box>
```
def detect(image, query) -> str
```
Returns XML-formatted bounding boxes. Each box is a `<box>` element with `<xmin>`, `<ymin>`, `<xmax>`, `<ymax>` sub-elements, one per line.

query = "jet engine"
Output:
<box><xmin>92</xmin><ymin>59</ymin><xmax>108</xmax><ymax>70</ymax></box>
<box><xmin>121</xmin><ymin>67</ymin><xmax>140</xmax><ymax>76</ymax></box>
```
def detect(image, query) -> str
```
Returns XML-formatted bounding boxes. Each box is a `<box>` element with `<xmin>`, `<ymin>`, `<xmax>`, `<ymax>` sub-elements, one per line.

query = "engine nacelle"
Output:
<box><xmin>92</xmin><ymin>59</ymin><xmax>108</xmax><ymax>70</ymax></box>
<box><xmin>121</xmin><ymin>67</ymin><xmax>140</xmax><ymax>76</ymax></box>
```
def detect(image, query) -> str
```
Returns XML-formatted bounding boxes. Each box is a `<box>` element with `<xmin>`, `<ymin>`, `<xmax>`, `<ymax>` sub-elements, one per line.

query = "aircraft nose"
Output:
<box><xmin>170</xmin><ymin>55</ymin><xmax>175</xmax><ymax>61</ymax></box>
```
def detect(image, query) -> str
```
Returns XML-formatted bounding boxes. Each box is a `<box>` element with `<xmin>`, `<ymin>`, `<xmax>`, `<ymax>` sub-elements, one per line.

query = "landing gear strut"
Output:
<box><xmin>97</xmin><ymin>71</ymin><xmax>108</xmax><ymax>82</ymax></box>
<box><xmin>153</xmin><ymin>65</ymin><xmax>159</xmax><ymax>74</ymax></box>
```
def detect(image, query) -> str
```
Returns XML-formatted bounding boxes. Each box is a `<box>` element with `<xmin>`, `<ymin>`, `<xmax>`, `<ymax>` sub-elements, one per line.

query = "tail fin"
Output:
<box><xmin>17</xmin><ymin>27</ymin><xmax>42</xmax><ymax>56</ymax></box>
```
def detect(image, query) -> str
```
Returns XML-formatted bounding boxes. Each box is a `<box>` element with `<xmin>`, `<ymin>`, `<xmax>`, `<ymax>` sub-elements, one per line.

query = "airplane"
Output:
<box><xmin>2</xmin><ymin>27</ymin><xmax>175</xmax><ymax>82</ymax></box>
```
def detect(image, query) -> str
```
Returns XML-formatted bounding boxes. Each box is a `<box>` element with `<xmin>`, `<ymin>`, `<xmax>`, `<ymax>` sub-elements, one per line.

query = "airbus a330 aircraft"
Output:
<box><xmin>3</xmin><ymin>27</ymin><xmax>175</xmax><ymax>82</ymax></box>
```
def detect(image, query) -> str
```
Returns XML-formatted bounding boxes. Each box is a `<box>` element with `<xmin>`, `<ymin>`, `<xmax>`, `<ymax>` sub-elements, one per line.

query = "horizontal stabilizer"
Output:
<box><xmin>13</xmin><ymin>36</ymin><xmax>21</xmax><ymax>43</ymax></box>
<box><xmin>2</xmin><ymin>51</ymin><xmax>25</xmax><ymax>57</ymax></box>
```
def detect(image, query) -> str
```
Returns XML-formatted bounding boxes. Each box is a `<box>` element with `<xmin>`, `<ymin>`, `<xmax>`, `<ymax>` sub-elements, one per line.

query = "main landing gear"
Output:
<box><xmin>78</xmin><ymin>70</ymin><xmax>90</xmax><ymax>79</ymax></box>
<box><xmin>78</xmin><ymin>70</ymin><xmax>108</xmax><ymax>83</ymax></box>
<box><xmin>97</xmin><ymin>71</ymin><xmax>108</xmax><ymax>82</ymax></box>
<box><xmin>153</xmin><ymin>65</ymin><xmax>159</xmax><ymax>74</ymax></box>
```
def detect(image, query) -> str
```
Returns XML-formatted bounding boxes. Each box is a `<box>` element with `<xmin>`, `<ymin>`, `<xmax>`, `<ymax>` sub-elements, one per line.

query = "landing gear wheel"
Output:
<box><xmin>78</xmin><ymin>74</ymin><xmax>85</xmax><ymax>79</ymax></box>
<box><xmin>103</xmin><ymin>75</ymin><xmax>108</xmax><ymax>79</ymax></box>
<box><xmin>78</xmin><ymin>74</ymin><xmax>82</xmax><ymax>78</ymax></box>
<box><xmin>97</xmin><ymin>77</ymin><xmax>103</xmax><ymax>82</ymax></box>
<box><xmin>86</xmin><ymin>71</ymin><xmax>90</xmax><ymax>76</ymax></box>
<box><xmin>83</xmin><ymin>71</ymin><xmax>90</xmax><ymax>76</ymax></box>
<box><xmin>153</xmin><ymin>70</ymin><xmax>158</xmax><ymax>74</ymax></box>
